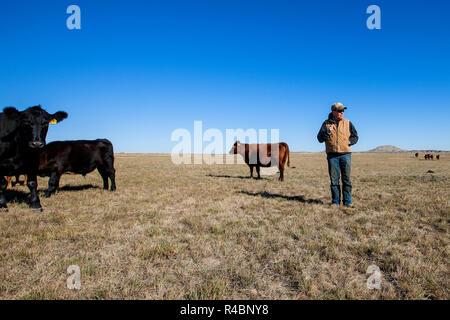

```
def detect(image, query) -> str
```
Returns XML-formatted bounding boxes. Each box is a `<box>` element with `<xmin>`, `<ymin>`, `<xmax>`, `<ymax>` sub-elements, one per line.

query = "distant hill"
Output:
<box><xmin>367</xmin><ymin>145</ymin><xmax>408</xmax><ymax>153</ymax></box>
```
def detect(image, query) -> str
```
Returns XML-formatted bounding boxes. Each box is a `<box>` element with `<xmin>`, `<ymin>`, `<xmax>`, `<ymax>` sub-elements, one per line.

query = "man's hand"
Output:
<box><xmin>318</xmin><ymin>120</ymin><xmax>335</xmax><ymax>143</ymax></box>
<box><xmin>326</xmin><ymin>123</ymin><xmax>336</xmax><ymax>134</ymax></box>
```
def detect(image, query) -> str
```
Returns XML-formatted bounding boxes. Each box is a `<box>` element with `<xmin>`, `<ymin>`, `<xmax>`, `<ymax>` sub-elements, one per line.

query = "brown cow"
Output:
<box><xmin>415</xmin><ymin>152</ymin><xmax>419</xmax><ymax>158</ymax></box>
<box><xmin>6</xmin><ymin>175</ymin><xmax>27</xmax><ymax>188</ymax></box>
<box><xmin>229</xmin><ymin>141</ymin><xmax>290</xmax><ymax>181</ymax></box>
<box><xmin>430</xmin><ymin>154</ymin><xmax>434</xmax><ymax>160</ymax></box>
<box><xmin>436</xmin><ymin>155</ymin><xmax>440</xmax><ymax>160</ymax></box>
<box><xmin>424</xmin><ymin>154</ymin><xmax>430</xmax><ymax>160</ymax></box>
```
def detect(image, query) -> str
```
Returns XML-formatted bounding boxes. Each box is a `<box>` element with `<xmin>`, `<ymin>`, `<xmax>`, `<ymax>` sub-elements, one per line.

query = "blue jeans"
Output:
<box><xmin>327</xmin><ymin>153</ymin><xmax>352</xmax><ymax>205</ymax></box>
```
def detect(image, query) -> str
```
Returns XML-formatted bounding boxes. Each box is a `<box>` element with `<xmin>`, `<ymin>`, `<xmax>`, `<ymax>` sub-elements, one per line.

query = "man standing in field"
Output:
<box><xmin>317</xmin><ymin>103</ymin><xmax>358</xmax><ymax>208</ymax></box>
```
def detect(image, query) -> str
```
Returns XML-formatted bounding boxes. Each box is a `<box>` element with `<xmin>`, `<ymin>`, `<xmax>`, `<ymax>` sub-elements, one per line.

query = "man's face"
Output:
<box><xmin>333</xmin><ymin>110</ymin><xmax>344</xmax><ymax>121</ymax></box>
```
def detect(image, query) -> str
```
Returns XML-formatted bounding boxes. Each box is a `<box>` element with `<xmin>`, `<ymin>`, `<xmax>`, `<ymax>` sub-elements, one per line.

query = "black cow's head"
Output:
<box><xmin>3</xmin><ymin>105</ymin><xmax>68</xmax><ymax>149</ymax></box>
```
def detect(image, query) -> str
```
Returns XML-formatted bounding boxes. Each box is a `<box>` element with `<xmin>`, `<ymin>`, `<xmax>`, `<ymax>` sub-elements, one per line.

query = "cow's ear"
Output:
<box><xmin>49</xmin><ymin>111</ymin><xmax>68</xmax><ymax>124</ymax></box>
<box><xmin>3</xmin><ymin>107</ymin><xmax>20</xmax><ymax>119</ymax></box>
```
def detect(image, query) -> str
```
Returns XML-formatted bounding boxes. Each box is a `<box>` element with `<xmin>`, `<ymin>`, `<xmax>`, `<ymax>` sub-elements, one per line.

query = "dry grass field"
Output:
<box><xmin>0</xmin><ymin>153</ymin><xmax>448</xmax><ymax>300</ymax></box>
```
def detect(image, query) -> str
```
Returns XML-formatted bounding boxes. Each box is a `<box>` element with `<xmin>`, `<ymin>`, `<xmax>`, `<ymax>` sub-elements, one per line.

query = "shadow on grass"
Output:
<box><xmin>4</xmin><ymin>189</ymin><xmax>30</xmax><ymax>204</ymax></box>
<box><xmin>206</xmin><ymin>174</ymin><xmax>270</xmax><ymax>180</ymax></box>
<box><xmin>57</xmin><ymin>184</ymin><xmax>101</xmax><ymax>192</ymax></box>
<box><xmin>3</xmin><ymin>184</ymin><xmax>101</xmax><ymax>205</ymax></box>
<box><xmin>238</xmin><ymin>190</ymin><xmax>324</xmax><ymax>204</ymax></box>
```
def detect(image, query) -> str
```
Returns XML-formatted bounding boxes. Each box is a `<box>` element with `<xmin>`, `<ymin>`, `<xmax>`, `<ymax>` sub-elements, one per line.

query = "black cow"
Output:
<box><xmin>0</xmin><ymin>106</ymin><xmax>68</xmax><ymax>211</ymax></box>
<box><xmin>38</xmin><ymin>139</ymin><xmax>116</xmax><ymax>197</ymax></box>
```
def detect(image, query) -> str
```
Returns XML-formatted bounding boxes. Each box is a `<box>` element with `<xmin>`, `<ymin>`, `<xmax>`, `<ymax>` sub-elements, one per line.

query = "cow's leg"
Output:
<box><xmin>97</xmin><ymin>167</ymin><xmax>109</xmax><ymax>190</ymax></box>
<box><xmin>103</xmin><ymin>151</ymin><xmax>116</xmax><ymax>191</ymax></box>
<box><xmin>279</xmin><ymin>165</ymin><xmax>284</xmax><ymax>181</ymax></box>
<box><xmin>45</xmin><ymin>172</ymin><xmax>61</xmax><ymax>198</ymax></box>
<box><xmin>100</xmin><ymin>163</ymin><xmax>116</xmax><ymax>191</ymax></box>
<box><xmin>279</xmin><ymin>156</ymin><xmax>286</xmax><ymax>181</ymax></box>
<box><xmin>26</xmin><ymin>175</ymin><xmax>42</xmax><ymax>211</ymax></box>
<box><xmin>54</xmin><ymin>174</ymin><xmax>61</xmax><ymax>194</ymax></box>
<box><xmin>249</xmin><ymin>165</ymin><xmax>254</xmax><ymax>178</ymax></box>
<box><xmin>6</xmin><ymin>176</ymin><xmax>12</xmax><ymax>189</ymax></box>
<box><xmin>109</xmin><ymin>168</ymin><xmax>116</xmax><ymax>191</ymax></box>
<box><xmin>256</xmin><ymin>166</ymin><xmax>261</xmax><ymax>179</ymax></box>
<box><xmin>0</xmin><ymin>176</ymin><xmax>8</xmax><ymax>210</ymax></box>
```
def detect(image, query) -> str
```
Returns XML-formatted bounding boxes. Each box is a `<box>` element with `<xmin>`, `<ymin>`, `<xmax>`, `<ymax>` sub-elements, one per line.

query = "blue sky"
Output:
<box><xmin>0</xmin><ymin>0</ymin><xmax>449</xmax><ymax>152</ymax></box>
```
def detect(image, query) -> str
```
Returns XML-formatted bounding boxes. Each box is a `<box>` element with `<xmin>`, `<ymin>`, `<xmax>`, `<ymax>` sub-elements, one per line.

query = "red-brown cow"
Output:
<box><xmin>229</xmin><ymin>141</ymin><xmax>290</xmax><ymax>181</ymax></box>
<box><xmin>6</xmin><ymin>175</ymin><xmax>27</xmax><ymax>188</ymax></box>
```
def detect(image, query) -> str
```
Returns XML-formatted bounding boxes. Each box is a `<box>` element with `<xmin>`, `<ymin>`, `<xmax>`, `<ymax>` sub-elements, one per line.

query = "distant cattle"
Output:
<box><xmin>424</xmin><ymin>154</ymin><xmax>431</xmax><ymax>160</ymax></box>
<box><xmin>6</xmin><ymin>175</ymin><xmax>27</xmax><ymax>188</ymax></box>
<box><xmin>0</xmin><ymin>106</ymin><xmax>68</xmax><ymax>211</ymax></box>
<box><xmin>415</xmin><ymin>153</ymin><xmax>419</xmax><ymax>158</ymax></box>
<box><xmin>229</xmin><ymin>141</ymin><xmax>290</xmax><ymax>181</ymax></box>
<box><xmin>436</xmin><ymin>155</ymin><xmax>440</xmax><ymax>160</ymax></box>
<box><xmin>430</xmin><ymin>154</ymin><xmax>434</xmax><ymax>160</ymax></box>
<box><xmin>38</xmin><ymin>139</ymin><xmax>116</xmax><ymax>197</ymax></box>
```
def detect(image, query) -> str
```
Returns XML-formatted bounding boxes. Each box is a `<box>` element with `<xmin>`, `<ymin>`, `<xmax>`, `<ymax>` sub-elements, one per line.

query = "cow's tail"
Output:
<box><xmin>286</xmin><ymin>144</ymin><xmax>290</xmax><ymax>167</ymax></box>
<box><xmin>280</xmin><ymin>143</ymin><xmax>290</xmax><ymax>168</ymax></box>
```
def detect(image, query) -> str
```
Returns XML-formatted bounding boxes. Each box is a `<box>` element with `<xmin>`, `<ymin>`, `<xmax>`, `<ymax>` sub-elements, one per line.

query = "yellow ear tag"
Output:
<box><xmin>237</xmin><ymin>143</ymin><xmax>241</xmax><ymax>146</ymax></box>
<box><xmin>49</xmin><ymin>119</ymin><xmax>57</xmax><ymax>124</ymax></box>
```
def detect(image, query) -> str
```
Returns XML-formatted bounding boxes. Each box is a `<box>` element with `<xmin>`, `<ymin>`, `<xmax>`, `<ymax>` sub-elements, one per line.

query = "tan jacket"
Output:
<box><xmin>325</xmin><ymin>118</ymin><xmax>352</xmax><ymax>153</ymax></box>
